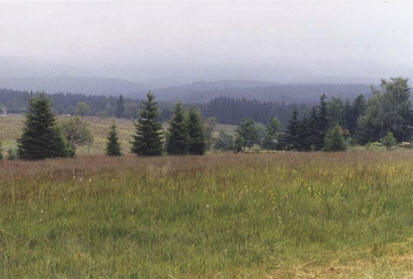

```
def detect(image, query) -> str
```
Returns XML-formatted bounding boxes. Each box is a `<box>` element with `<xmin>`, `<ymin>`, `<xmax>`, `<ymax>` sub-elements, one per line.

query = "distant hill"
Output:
<box><xmin>0</xmin><ymin>77</ymin><xmax>146</xmax><ymax>97</ymax></box>
<box><xmin>155</xmin><ymin>81</ymin><xmax>371</xmax><ymax>103</ymax></box>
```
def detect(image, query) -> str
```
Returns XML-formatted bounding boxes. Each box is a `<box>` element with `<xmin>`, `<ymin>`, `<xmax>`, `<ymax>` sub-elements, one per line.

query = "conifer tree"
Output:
<box><xmin>298</xmin><ymin>115</ymin><xmax>312</xmax><ymax>151</ymax></box>
<box><xmin>316</xmin><ymin>94</ymin><xmax>329</xmax><ymax>150</ymax></box>
<box><xmin>17</xmin><ymin>93</ymin><xmax>74</xmax><ymax>160</ymax></box>
<box><xmin>115</xmin><ymin>95</ymin><xmax>125</xmax><ymax>118</ymax></box>
<box><xmin>131</xmin><ymin>93</ymin><xmax>163</xmax><ymax>156</ymax></box>
<box><xmin>166</xmin><ymin>103</ymin><xmax>188</xmax><ymax>155</ymax></box>
<box><xmin>308</xmin><ymin>107</ymin><xmax>320</xmax><ymax>150</ymax></box>
<box><xmin>187</xmin><ymin>108</ymin><xmax>206</xmax><ymax>155</ymax></box>
<box><xmin>0</xmin><ymin>141</ymin><xmax>3</xmax><ymax>160</ymax></box>
<box><xmin>324</xmin><ymin>124</ymin><xmax>346</xmax><ymax>152</ymax></box>
<box><xmin>285</xmin><ymin>109</ymin><xmax>301</xmax><ymax>150</ymax></box>
<box><xmin>106</xmin><ymin>123</ymin><xmax>122</xmax><ymax>156</ymax></box>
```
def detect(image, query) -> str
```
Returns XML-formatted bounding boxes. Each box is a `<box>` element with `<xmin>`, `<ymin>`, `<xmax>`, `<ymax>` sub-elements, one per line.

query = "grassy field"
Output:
<box><xmin>0</xmin><ymin>114</ymin><xmax>235</xmax><ymax>154</ymax></box>
<box><xmin>2</xmin><ymin>152</ymin><xmax>413</xmax><ymax>278</ymax></box>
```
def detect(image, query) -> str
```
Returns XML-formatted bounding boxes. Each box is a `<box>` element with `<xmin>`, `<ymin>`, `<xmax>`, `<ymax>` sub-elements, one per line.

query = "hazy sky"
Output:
<box><xmin>1</xmin><ymin>0</ymin><xmax>413</xmax><ymax>85</ymax></box>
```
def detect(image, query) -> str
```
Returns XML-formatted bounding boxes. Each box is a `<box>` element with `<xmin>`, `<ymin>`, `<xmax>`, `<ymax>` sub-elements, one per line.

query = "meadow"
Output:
<box><xmin>0</xmin><ymin>114</ymin><xmax>235</xmax><ymax>154</ymax></box>
<box><xmin>2</xmin><ymin>151</ymin><xmax>413</xmax><ymax>278</ymax></box>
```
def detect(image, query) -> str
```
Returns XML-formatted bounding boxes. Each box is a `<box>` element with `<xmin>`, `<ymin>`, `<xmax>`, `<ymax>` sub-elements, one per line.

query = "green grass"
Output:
<box><xmin>2</xmin><ymin>152</ymin><xmax>413</xmax><ymax>278</ymax></box>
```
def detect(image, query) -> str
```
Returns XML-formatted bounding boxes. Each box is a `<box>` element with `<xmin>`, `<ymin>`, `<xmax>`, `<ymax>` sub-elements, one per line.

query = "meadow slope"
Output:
<box><xmin>2</xmin><ymin>152</ymin><xmax>413</xmax><ymax>278</ymax></box>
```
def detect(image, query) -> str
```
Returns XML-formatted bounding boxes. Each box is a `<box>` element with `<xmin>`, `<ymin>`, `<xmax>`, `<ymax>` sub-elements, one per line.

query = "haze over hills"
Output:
<box><xmin>0</xmin><ymin>57</ymin><xmax>394</xmax><ymax>103</ymax></box>
<box><xmin>0</xmin><ymin>76</ymin><xmax>146</xmax><ymax>97</ymax></box>
<box><xmin>155</xmin><ymin>81</ymin><xmax>371</xmax><ymax>103</ymax></box>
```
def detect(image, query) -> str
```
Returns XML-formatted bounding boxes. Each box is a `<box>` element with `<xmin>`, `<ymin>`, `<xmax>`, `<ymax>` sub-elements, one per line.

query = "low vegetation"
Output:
<box><xmin>2</xmin><ymin>152</ymin><xmax>413</xmax><ymax>278</ymax></box>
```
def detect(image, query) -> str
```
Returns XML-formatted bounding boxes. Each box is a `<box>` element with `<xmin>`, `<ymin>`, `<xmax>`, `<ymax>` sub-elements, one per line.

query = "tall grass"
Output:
<box><xmin>1</xmin><ymin>152</ymin><xmax>413</xmax><ymax>278</ymax></box>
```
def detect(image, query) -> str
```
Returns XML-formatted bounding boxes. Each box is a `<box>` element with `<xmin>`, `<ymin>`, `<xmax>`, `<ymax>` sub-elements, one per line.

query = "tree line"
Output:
<box><xmin>1</xmin><ymin>92</ymin><xmax>206</xmax><ymax>160</ymax></box>
<box><xmin>1</xmin><ymin>77</ymin><xmax>411</xmax><ymax>160</ymax></box>
<box><xmin>212</xmin><ymin>78</ymin><xmax>411</xmax><ymax>152</ymax></box>
<box><xmin>0</xmin><ymin>88</ymin><xmax>313</xmax><ymax>127</ymax></box>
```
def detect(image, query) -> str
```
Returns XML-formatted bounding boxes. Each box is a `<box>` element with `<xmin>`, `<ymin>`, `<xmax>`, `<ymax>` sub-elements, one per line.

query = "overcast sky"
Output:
<box><xmin>1</xmin><ymin>0</ymin><xmax>413</xmax><ymax>85</ymax></box>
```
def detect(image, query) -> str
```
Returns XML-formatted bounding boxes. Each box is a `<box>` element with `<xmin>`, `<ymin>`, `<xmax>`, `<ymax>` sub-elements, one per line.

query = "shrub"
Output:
<box><xmin>323</xmin><ymin>124</ymin><xmax>346</xmax><ymax>152</ymax></box>
<box><xmin>380</xmin><ymin>132</ymin><xmax>396</xmax><ymax>150</ymax></box>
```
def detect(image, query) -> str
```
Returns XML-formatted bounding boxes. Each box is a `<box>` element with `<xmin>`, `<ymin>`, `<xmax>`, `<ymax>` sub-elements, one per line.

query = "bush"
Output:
<box><xmin>380</xmin><ymin>132</ymin><xmax>396</xmax><ymax>150</ymax></box>
<box><xmin>323</xmin><ymin>125</ymin><xmax>346</xmax><ymax>152</ymax></box>
<box><xmin>213</xmin><ymin>131</ymin><xmax>234</xmax><ymax>151</ymax></box>
<box><xmin>367</xmin><ymin>141</ymin><xmax>382</xmax><ymax>150</ymax></box>
<box><xmin>7</xmin><ymin>149</ymin><xmax>17</xmax><ymax>160</ymax></box>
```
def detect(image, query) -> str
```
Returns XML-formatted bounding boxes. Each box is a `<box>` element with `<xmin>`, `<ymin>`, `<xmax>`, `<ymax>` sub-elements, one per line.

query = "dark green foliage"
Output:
<box><xmin>17</xmin><ymin>93</ymin><xmax>74</xmax><ymax>160</ymax></box>
<box><xmin>166</xmin><ymin>103</ymin><xmax>188</xmax><ymax>155</ymax></box>
<box><xmin>187</xmin><ymin>108</ymin><xmax>206</xmax><ymax>155</ymax></box>
<box><xmin>115</xmin><ymin>95</ymin><xmax>125</xmax><ymax>118</ymax></box>
<box><xmin>324</xmin><ymin>125</ymin><xmax>346</xmax><ymax>152</ymax></box>
<box><xmin>213</xmin><ymin>131</ymin><xmax>234</xmax><ymax>151</ymax></box>
<box><xmin>316</xmin><ymin>94</ymin><xmax>329</xmax><ymax>150</ymax></box>
<box><xmin>298</xmin><ymin>116</ymin><xmax>312</xmax><ymax>151</ymax></box>
<box><xmin>356</xmin><ymin>78</ymin><xmax>412</xmax><ymax>144</ymax></box>
<box><xmin>0</xmin><ymin>142</ymin><xmax>3</xmax><ymax>160</ymax></box>
<box><xmin>344</xmin><ymin>95</ymin><xmax>366</xmax><ymax>135</ymax></box>
<box><xmin>285</xmin><ymin>109</ymin><xmax>302</xmax><ymax>151</ymax></box>
<box><xmin>106</xmin><ymin>123</ymin><xmax>122</xmax><ymax>156</ymax></box>
<box><xmin>327</xmin><ymin>97</ymin><xmax>344</xmax><ymax>128</ymax></box>
<box><xmin>307</xmin><ymin>107</ymin><xmax>321</xmax><ymax>150</ymax></box>
<box><xmin>236</xmin><ymin>118</ymin><xmax>258</xmax><ymax>150</ymax></box>
<box><xmin>262</xmin><ymin>117</ymin><xmax>281</xmax><ymax>150</ymax></box>
<box><xmin>380</xmin><ymin>132</ymin><xmax>396</xmax><ymax>150</ymax></box>
<box><xmin>131</xmin><ymin>93</ymin><xmax>163</xmax><ymax>156</ymax></box>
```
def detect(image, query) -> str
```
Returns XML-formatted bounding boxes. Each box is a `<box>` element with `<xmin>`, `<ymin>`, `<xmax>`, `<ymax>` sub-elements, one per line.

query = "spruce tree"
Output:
<box><xmin>131</xmin><ymin>93</ymin><xmax>163</xmax><ymax>156</ymax></box>
<box><xmin>298</xmin><ymin>115</ymin><xmax>312</xmax><ymax>151</ymax></box>
<box><xmin>106</xmin><ymin>123</ymin><xmax>122</xmax><ymax>156</ymax></box>
<box><xmin>17</xmin><ymin>93</ymin><xmax>73</xmax><ymax>160</ymax></box>
<box><xmin>285</xmin><ymin>109</ymin><xmax>301</xmax><ymax>150</ymax></box>
<box><xmin>115</xmin><ymin>95</ymin><xmax>125</xmax><ymax>118</ymax></box>
<box><xmin>187</xmin><ymin>108</ymin><xmax>206</xmax><ymax>155</ymax></box>
<box><xmin>308</xmin><ymin>107</ymin><xmax>320</xmax><ymax>150</ymax></box>
<box><xmin>166</xmin><ymin>103</ymin><xmax>188</xmax><ymax>155</ymax></box>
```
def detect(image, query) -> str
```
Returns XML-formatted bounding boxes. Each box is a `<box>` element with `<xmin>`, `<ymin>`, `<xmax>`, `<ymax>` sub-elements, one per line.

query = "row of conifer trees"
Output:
<box><xmin>11</xmin><ymin>92</ymin><xmax>206</xmax><ymax>160</ymax></box>
<box><xmin>106</xmin><ymin>93</ymin><xmax>206</xmax><ymax>157</ymax></box>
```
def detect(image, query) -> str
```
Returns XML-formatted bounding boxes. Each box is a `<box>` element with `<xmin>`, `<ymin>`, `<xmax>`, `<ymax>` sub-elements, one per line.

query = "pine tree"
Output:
<box><xmin>115</xmin><ymin>95</ymin><xmax>125</xmax><ymax>118</ymax></box>
<box><xmin>17</xmin><ymin>93</ymin><xmax>74</xmax><ymax>160</ymax></box>
<box><xmin>105</xmin><ymin>123</ymin><xmax>122</xmax><ymax>156</ymax></box>
<box><xmin>166</xmin><ymin>103</ymin><xmax>188</xmax><ymax>155</ymax></box>
<box><xmin>324</xmin><ymin>124</ymin><xmax>346</xmax><ymax>152</ymax></box>
<box><xmin>187</xmin><ymin>108</ymin><xmax>206</xmax><ymax>155</ymax></box>
<box><xmin>131</xmin><ymin>93</ymin><xmax>163</xmax><ymax>156</ymax></box>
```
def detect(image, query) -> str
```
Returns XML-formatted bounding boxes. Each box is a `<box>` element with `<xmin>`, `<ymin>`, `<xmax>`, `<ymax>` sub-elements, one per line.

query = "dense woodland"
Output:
<box><xmin>0</xmin><ymin>88</ymin><xmax>314</xmax><ymax>126</ymax></box>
